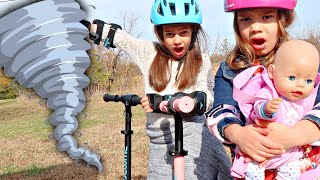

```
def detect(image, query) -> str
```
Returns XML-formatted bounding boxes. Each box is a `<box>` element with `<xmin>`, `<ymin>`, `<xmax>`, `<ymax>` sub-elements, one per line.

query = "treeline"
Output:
<box><xmin>1</xmin><ymin>27</ymin><xmax>320</xmax><ymax>100</ymax></box>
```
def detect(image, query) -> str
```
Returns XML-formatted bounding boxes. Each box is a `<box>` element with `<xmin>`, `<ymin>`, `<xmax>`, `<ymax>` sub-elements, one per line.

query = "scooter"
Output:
<box><xmin>147</xmin><ymin>91</ymin><xmax>207</xmax><ymax>180</ymax></box>
<box><xmin>103</xmin><ymin>94</ymin><xmax>141</xmax><ymax>180</ymax></box>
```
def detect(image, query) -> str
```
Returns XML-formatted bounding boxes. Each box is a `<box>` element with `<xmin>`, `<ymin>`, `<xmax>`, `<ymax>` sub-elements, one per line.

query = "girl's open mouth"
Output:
<box><xmin>174</xmin><ymin>47</ymin><xmax>184</xmax><ymax>53</ymax></box>
<box><xmin>173</xmin><ymin>47</ymin><xmax>185</xmax><ymax>57</ymax></box>
<box><xmin>251</xmin><ymin>38</ymin><xmax>266</xmax><ymax>50</ymax></box>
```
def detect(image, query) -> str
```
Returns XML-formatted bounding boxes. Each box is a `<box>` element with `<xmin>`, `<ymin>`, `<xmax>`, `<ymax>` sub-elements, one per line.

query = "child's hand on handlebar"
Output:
<box><xmin>141</xmin><ymin>96</ymin><xmax>153</xmax><ymax>112</ymax></box>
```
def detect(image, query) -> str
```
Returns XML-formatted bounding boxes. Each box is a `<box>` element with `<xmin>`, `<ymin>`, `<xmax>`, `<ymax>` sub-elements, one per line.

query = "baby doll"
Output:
<box><xmin>231</xmin><ymin>40</ymin><xmax>320</xmax><ymax>179</ymax></box>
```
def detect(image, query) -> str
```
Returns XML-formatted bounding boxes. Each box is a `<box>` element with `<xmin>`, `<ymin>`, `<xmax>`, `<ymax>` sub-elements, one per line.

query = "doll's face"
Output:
<box><xmin>162</xmin><ymin>24</ymin><xmax>192</xmax><ymax>59</ymax></box>
<box><xmin>237</xmin><ymin>8</ymin><xmax>279</xmax><ymax>57</ymax></box>
<box><xmin>268</xmin><ymin>40</ymin><xmax>319</xmax><ymax>101</ymax></box>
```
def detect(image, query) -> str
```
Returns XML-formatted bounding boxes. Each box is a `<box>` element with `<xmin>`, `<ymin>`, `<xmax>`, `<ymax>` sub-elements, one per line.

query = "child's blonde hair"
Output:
<box><xmin>227</xmin><ymin>9</ymin><xmax>295</xmax><ymax>72</ymax></box>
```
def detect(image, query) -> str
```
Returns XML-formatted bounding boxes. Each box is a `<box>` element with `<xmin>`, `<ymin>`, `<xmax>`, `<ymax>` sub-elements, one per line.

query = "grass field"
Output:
<box><xmin>0</xmin><ymin>93</ymin><xmax>149</xmax><ymax>180</ymax></box>
<box><xmin>0</xmin><ymin>92</ymin><xmax>231</xmax><ymax>180</ymax></box>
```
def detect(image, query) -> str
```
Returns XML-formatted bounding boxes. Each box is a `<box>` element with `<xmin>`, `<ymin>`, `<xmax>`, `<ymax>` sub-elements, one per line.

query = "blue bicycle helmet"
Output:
<box><xmin>150</xmin><ymin>0</ymin><xmax>202</xmax><ymax>25</ymax></box>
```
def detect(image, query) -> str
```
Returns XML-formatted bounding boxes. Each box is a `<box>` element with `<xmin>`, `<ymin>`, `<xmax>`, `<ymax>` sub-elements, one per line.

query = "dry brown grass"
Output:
<box><xmin>0</xmin><ymin>93</ymin><xmax>148</xmax><ymax>180</ymax></box>
<box><xmin>0</xmin><ymin>90</ymin><xmax>231</xmax><ymax>180</ymax></box>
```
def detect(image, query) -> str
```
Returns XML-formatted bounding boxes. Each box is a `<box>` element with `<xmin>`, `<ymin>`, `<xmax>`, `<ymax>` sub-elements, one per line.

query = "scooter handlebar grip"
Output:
<box><xmin>172</xmin><ymin>96</ymin><xmax>195</xmax><ymax>113</ymax></box>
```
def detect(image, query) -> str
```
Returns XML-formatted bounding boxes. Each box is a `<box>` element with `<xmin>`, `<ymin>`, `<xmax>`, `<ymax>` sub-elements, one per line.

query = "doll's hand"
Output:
<box><xmin>140</xmin><ymin>96</ymin><xmax>153</xmax><ymax>113</ymax></box>
<box><xmin>266</xmin><ymin>97</ymin><xmax>282</xmax><ymax>114</ymax></box>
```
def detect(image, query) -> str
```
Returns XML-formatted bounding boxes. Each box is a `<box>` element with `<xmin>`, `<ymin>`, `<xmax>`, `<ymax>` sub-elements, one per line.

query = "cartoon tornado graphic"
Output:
<box><xmin>0</xmin><ymin>0</ymin><xmax>103</xmax><ymax>172</ymax></box>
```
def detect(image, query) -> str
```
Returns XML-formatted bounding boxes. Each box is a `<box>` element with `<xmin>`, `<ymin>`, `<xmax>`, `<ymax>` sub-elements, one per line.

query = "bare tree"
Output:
<box><xmin>210</xmin><ymin>34</ymin><xmax>223</xmax><ymax>61</ymax></box>
<box><xmin>210</xmin><ymin>36</ymin><xmax>233</xmax><ymax>67</ymax></box>
<box><xmin>302</xmin><ymin>26</ymin><xmax>320</xmax><ymax>52</ymax></box>
<box><xmin>106</xmin><ymin>11</ymin><xmax>143</xmax><ymax>91</ymax></box>
<box><xmin>87</xmin><ymin>10</ymin><xmax>143</xmax><ymax>92</ymax></box>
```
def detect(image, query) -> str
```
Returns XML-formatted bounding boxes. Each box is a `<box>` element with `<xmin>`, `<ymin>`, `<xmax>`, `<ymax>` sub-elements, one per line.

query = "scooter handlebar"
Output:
<box><xmin>103</xmin><ymin>94</ymin><xmax>142</xmax><ymax>106</ymax></box>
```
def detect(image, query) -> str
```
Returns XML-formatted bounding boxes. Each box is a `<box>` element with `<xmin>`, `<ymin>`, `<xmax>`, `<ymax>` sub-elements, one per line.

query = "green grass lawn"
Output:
<box><xmin>0</xmin><ymin>94</ymin><xmax>149</xmax><ymax>179</ymax></box>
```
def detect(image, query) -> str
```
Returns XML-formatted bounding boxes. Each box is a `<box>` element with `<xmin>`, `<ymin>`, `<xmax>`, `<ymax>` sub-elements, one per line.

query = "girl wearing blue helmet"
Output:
<box><xmin>88</xmin><ymin>0</ymin><xmax>232</xmax><ymax>179</ymax></box>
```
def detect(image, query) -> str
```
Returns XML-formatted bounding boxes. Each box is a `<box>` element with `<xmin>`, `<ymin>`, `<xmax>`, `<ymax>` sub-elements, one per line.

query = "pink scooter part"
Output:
<box><xmin>159</xmin><ymin>100</ymin><xmax>169</xmax><ymax>112</ymax></box>
<box><xmin>158</xmin><ymin>95</ymin><xmax>195</xmax><ymax>180</ymax></box>
<box><xmin>172</xmin><ymin>96</ymin><xmax>195</xmax><ymax>113</ymax></box>
<box><xmin>174</xmin><ymin>156</ymin><xmax>185</xmax><ymax>180</ymax></box>
<box><xmin>159</xmin><ymin>96</ymin><xmax>195</xmax><ymax>113</ymax></box>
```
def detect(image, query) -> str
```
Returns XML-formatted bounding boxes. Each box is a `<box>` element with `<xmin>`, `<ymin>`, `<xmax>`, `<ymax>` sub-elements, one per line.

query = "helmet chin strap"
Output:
<box><xmin>158</xmin><ymin>43</ymin><xmax>188</xmax><ymax>82</ymax></box>
<box><xmin>175</xmin><ymin>55</ymin><xmax>187</xmax><ymax>80</ymax></box>
<box><xmin>164</xmin><ymin>36</ymin><xmax>199</xmax><ymax>83</ymax></box>
<box><xmin>159</xmin><ymin>34</ymin><xmax>197</xmax><ymax>82</ymax></box>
